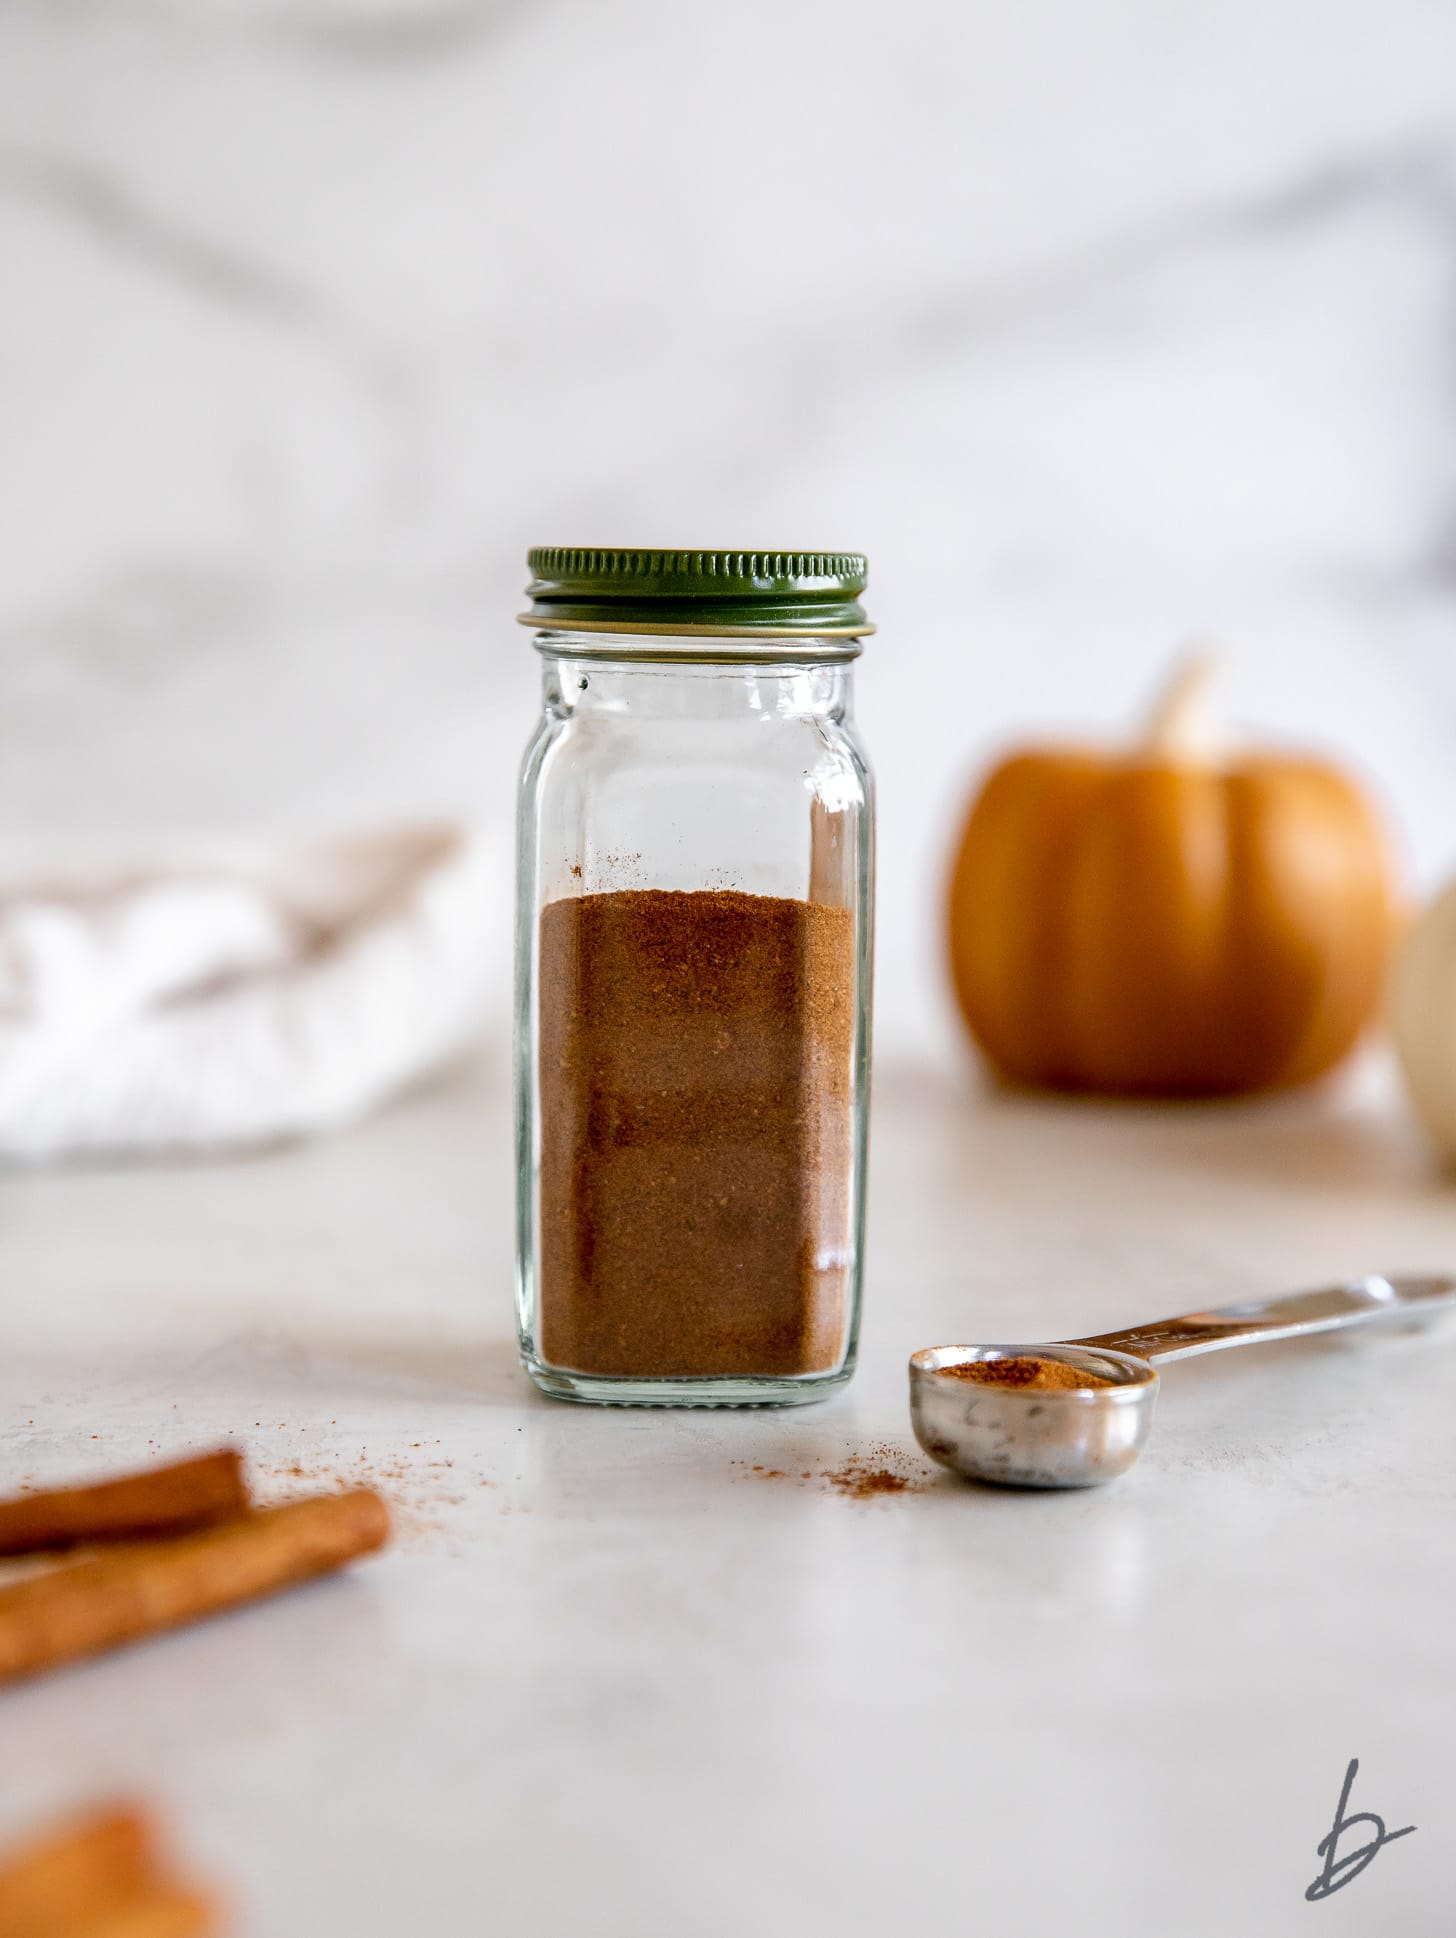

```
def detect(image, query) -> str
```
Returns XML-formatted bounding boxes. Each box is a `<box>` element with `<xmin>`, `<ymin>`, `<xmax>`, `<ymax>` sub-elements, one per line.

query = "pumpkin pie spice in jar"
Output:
<box><xmin>514</xmin><ymin>549</ymin><xmax>875</xmax><ymax>1406</ymax></box>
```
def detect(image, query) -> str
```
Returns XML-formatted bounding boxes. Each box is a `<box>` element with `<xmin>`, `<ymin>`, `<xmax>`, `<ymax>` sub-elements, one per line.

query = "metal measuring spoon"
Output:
<box><xmin>908</xmin><ymin>1273</ymin><xmax>1456</xmax><ymax>1489</ymax></box>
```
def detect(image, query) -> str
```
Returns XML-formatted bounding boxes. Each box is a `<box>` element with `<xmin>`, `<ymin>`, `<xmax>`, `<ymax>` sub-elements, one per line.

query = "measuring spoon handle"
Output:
<box><xmin>1072</xmin><ymin>1273</ymin><xmax>1456</xmax><ymax>1365</ymax></box>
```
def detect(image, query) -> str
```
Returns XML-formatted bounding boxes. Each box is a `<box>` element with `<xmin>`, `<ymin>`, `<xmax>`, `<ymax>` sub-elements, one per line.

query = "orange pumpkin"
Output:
<box><xmin>947</xmin><ymin>656</ymin><xmax>1397</xmax><ymax>1096</ymax></box>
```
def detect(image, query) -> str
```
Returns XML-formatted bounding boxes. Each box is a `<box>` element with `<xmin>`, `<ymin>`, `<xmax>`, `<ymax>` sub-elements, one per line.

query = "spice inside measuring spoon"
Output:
<box><xmin>936</xmin><ymin>1355</ymin><xmax>1115</xmax><ymax>1392</ymax></box>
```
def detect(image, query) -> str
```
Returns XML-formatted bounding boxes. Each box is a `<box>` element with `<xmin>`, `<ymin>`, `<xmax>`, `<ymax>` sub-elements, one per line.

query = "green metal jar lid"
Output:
<box><xmin>519</xmin><ymin>548</ymin><xmax>873</xmax><ymax>638</ymax></box>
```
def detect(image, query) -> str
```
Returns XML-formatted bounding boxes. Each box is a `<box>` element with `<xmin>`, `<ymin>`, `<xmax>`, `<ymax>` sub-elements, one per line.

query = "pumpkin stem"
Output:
<box><xmin>1141</xmin><ymin>648</ymin><xmax>1224</xmax><ymax>759</ymax></box>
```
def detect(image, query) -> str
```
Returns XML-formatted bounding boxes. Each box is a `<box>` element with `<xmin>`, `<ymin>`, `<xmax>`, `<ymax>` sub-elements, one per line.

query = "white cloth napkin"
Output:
<box><xmin>0</xmin><ymin>825</ymin><xmax>504</xmax><ymax>1160</ymax></box>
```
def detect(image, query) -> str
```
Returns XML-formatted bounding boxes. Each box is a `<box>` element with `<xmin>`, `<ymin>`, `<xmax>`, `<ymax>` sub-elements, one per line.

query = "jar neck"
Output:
<box><xmin>532</xmin><ymin>625</ymin><xmax>861</xmax><ymax>663</ymax></box>
<box><xmin>538</xmin><ymin>636</ymin><xmax>855</xmax><ymax>723</ymax></box>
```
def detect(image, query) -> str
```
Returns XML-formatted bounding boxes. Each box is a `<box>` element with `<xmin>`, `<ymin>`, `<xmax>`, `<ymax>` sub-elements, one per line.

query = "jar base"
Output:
<box><xmin>522</xmin><ymin>1354</ymin><xmax>854</xmax><ymax>1408</ymax></box>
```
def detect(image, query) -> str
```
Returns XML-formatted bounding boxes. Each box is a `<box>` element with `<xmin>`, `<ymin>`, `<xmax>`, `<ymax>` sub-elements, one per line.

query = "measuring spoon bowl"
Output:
<box><xmin>910</xmin><ymin>1344</ymin><xmax>1157</xmax><ymax>1489</ymax></box>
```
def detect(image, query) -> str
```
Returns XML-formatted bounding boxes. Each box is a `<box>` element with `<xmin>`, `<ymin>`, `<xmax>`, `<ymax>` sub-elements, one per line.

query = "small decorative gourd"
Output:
<box><xmin>1391</xmin><ymin>884</ymin><xmax>1456</xmax><ymax>1161</ymax></box>
<box><xmin>947</xmin><ymin>654</ymin><xmax>1396</xmax><ymax>1096</ymax></box>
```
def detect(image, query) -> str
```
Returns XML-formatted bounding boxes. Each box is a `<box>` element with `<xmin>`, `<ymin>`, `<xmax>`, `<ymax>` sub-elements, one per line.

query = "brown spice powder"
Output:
<box><xmin>821</xmin><ymin>1464</ymin><xmax>913</xmax><ymax>1499</ymax></box>
<box><xmin>937</xmin><ymin>1356</ymin><xmax>1116</xmax><ymax>1391</ymax></box>
<box><xmin>740</xmin><ymin>1450</ymin><xmax>932</xmax><ymax>1498</ymax></box>
<box><xmin>538</xmin><ymin>888</ymin><xmax>855</xmax><ymax>1378</ymax></box>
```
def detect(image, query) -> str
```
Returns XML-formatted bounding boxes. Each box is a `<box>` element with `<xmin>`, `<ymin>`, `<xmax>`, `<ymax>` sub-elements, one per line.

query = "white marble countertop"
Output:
<box><xmin>3</xmin><ymin>1052</ymin><xmax>1454</xmax><ymax>1937</ymax></box>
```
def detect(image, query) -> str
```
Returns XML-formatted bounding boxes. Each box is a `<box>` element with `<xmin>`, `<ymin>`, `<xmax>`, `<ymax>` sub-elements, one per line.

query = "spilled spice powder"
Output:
<box><xmin>824</xmin><ymin>1442</ymin><xmax>936</xmax><ymax>1498</ymax></box>
<box><xmin>537</xmin><ymin>888</ymin><xmax>855</xmax><ymax>1378</ymax></box>
<box><xmin>937</xmin><ymin>1356</ymin><xmax>1116</xmax><ymax>1392</ymax></box>
<box><xmin>736</xmin><ymin>1449</ymin><xmax>932</xmax><ymax>1499</ymax></box>
<box><xmin>821</xmin><ymin>1463</ymin><xmax>913</xmax><ymax>1499</ymax></box>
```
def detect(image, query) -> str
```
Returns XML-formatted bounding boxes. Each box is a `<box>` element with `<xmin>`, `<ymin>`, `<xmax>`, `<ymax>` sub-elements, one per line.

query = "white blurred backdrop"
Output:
<box><xmin>2</xmin><ymin>0</ymin><xmax>1455</xmax><ymax>1065</ymax></box>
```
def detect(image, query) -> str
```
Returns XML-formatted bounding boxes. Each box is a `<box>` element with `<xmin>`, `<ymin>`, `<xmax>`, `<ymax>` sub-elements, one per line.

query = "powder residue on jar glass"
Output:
<box><xmin>936</xmin><ymin>1355</ymin><xmax>1116</xmax><ymax>1392</ymax></box>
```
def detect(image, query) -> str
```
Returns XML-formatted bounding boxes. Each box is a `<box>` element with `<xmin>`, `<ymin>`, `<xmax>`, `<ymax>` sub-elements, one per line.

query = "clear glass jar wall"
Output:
<box><xmin>515</xmin><ymin>613</ymin><xmax>874</xmax><ymax>1407</ymax></box>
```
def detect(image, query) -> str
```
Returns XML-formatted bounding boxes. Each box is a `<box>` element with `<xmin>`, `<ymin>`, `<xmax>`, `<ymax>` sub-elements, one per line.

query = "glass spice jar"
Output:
<box><xmin>514</xmin><ymin>548</ymin><xmax>875</xmax><ymax>1406</ymax></box>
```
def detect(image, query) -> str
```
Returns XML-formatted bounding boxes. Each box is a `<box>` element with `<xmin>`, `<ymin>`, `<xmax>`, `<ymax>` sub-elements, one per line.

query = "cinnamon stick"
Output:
<box><xmin>0</xmin><ymin>1452</ymin><xmax>248</xmax><ymax>1558</ymax></box>
<box><xmin>0</xmin><ymin>1806</ymin><xmax>154</xmax><ymax>1937</ymax></box>
<box><xmin>0</xmin><ymin>1491</ymin><xmax>389</xmax><ymax>1687</ymax></box>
